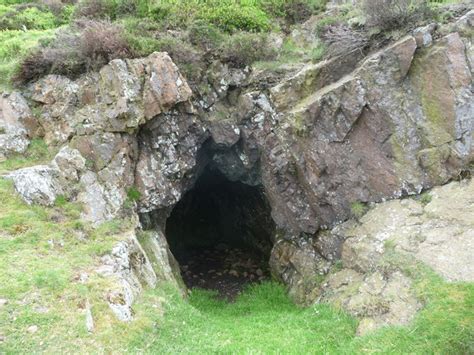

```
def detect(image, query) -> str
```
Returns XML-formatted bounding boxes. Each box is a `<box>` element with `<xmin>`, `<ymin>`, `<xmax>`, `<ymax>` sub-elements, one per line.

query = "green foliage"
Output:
<box><xmin>419</xmin><ymin>191</ymin><xmax>433</xmax><ymax>205</ymax></box>
<box><xmin>310</xmin><ymin>42</ymin><xmax>326</xmax><ymax>62</ymax></box>
<box><xmin>126</xmin><ymin>186</ymin><xmax>141</xmax><ymax>201</ymax></box>
<box><xmin>0</xmin><ymin>138</ymin><xmax>53</xmax><ymax>174</ymax></box>
<box><xmin>0</xmin><ymin>29</ymin><xmax>55</xmax><ymax>90</ymax></box>
<box><xmin>220</xmin><ymin>31</ymin><xmax>277</xmax><ymax>68</ymax></box>
<box><xmin>54</xmin><ymin>195</ymin><xmax>68</xmax><ymax>207</ymax></box>
<box><xmin>200</xmin><ymin>3</ymin><xmax>271</xmax><ymax>32</ymax></box>
<box><xmin>0</xmin><ymin>6</ymin><xmax>57</xmax><ymax>30</ymax></box>
<box><xmin>188</xmin><ymin>20</ymin><xmax>223</xmax><ymax>51</ymax></box>
<box><xmin>351</xmin><ymin>201</ymin><xmax>369</xmax><ymax>219</ymax></box>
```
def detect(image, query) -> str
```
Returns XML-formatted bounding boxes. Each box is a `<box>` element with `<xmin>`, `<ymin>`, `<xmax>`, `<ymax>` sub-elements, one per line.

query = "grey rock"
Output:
<box><xmin>7</xmin><ymin>165</ymin><xmax>63</xmax><ymax>206</ymax></box>
<box><xmin>0</xmin><ymin>92</ymin><xmax>38</xmax><ymax>157</ymax></box>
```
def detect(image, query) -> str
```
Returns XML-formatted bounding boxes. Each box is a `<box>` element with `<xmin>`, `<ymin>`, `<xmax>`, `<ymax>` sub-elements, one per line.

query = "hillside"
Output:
<box><xmin>0</xmin><ymin>0</ymin><xmax>473</xmax><ymax>353</ymax></box>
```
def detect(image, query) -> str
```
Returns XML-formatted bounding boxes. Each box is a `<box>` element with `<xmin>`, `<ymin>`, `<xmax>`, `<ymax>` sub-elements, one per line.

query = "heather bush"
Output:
<box><xmin>220</xmin><ymin>32</ymin><xmax>277</xmax><ymax>68</ymax></box>
<box><xmin>14</xmin><ymin>20</ymin><xmax>133</xmax><ymax>84</ymax></box>
<box><xmin>361</xmin><ymin>0</ymin><xmax>432</xmax><ymax>31</ymax></box>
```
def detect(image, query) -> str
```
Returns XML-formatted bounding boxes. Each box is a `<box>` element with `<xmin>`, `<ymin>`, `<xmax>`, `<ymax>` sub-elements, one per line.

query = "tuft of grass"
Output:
<box><xmin>350</xmin><ymin>201</ymin><xmax>368</xmax><ymax>219</ymax></box>
<box><xmin>0</xmin><ymin>138</ymin><xmax>54</xmax><ymax>174</ymax></box>
<box><xmin>419</xmin><ymin>191</ymin><xmax>433</xmax><ymax>205</ymax></box>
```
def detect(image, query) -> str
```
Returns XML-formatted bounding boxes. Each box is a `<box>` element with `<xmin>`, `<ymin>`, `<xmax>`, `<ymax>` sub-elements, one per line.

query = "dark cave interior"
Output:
<box><xmin>165</xmin><ymin>167</ymin><xmax>276</xmax><ymax>299</ymax></box>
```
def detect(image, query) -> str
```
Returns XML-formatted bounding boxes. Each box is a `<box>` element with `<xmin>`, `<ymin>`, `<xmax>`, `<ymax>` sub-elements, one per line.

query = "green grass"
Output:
<box><xmin>0</xmin><ymin>29</ymin><xmax>56</xmax><ymax>90</ymax></box>
<box><xmin>0</xmin><ymin>138</ymin><xmax>53</xmax><ymax>174</ymax></box>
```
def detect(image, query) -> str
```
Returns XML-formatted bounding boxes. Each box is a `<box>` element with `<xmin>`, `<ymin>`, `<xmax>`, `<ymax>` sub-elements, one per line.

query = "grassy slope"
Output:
<box><xmin>0</xmin><ymin>144</ymin><xmax>472</xmax><ymax>353</ymax></box>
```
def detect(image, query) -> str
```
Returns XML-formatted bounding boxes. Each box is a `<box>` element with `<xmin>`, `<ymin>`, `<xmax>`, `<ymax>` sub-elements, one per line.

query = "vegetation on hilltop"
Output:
<box><xmin>0</xmin><ymin>0</ymin><xmax>464</xmax><ymax>90</ymax></box>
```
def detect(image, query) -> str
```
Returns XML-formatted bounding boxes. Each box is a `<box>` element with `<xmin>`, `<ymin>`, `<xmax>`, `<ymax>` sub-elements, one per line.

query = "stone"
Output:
<box><xmin>7</xmin><ymin>165</ymin><xmax>63</xmax><ymax>206</ymax></box>
<box><xmin>51</xmin><ymin>146</ymin><xmax>86</xmax><ymax>182</ymax></box>
<box><xmin>85</xmin><ymin>301</ymin><xmax>94</xmax><ymax>333</ymax></box>
<box><xmin>0</xmin><ymin>92</ymin><xmax>36</xmax><ymax>157</ymax></box>
<box><xmin>7</xmin><ymin>147</ymin><xmax>87</xmax><ymax>207</ymax></box>
<box><xmin>27</xmin><ymin>325</ymin><xmax>38</xmax><ymax>334</ymax></box>
<box><xmin>97</xmin><ymin>229</ymin><xmax>184</xmax><ymax>321</ymax></box>
<box><xmin>0</xmin><ymin>298</ymin><xmax>7</xmax><ymax>307</ymax></box>
<box><xmin>341</xmin><ymin>179</ymin><xmax>474</xmax><ymax>282</ymax></box>
<box><xmin>413</xmin><ymin>23</ymin><xmax>436</xmax><ymax>48</ymax></box>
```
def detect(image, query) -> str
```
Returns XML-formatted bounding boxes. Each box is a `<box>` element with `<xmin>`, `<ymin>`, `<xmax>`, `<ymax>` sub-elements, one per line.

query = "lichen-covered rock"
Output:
<box><xmin>342</xmin><ymin>179</ymin><xmax>474</xmax><ymax>282</ymax></box>
<box><xmin>6</xmin><ymin>165</ymin><xmax>63</xmax><ymax>205</ymax></box>
<box><xmin>135</xmin><ymin>110</ymin><xmax>208</xmax><ymax>212</ymax></box>
<box><xmin>263</xmin><ymin>32</ymin><xmax>472</xmax><ymax>235</ymax></box>
<box><xmin>96</xmin><ymin>229</ymin><xmax>184</xmax><ymax>321</ymax></box>
<box><xmin>0</xmin><ymin>92</ymin><xmax>38</xmax><ymax>158</ymax></box>
<box><xmin>8</xmin><ymin>147</ymin><xmax>86</xmax><ymax>206</ymax></box>
<box><xmin>29</xmin><ymin>52</ymin><xmax>192</xmax><ymax>144</ymax></box>
<box><xmin>316</xmin><ymin>179</ymin><xmax>473</xmax><ymax>334</ymax></box>
<box><xmin>321</xmin><ymin>270</ymin><xmax>421</xmax><ymax>336</ymax></box>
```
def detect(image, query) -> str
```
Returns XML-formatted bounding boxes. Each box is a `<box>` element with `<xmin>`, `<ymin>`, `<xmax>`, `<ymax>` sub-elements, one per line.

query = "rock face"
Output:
<box><xmin>319</xmin><ymin>179</ymin><xmax>474</xmax><ymax>335</ymax></box>
<box><xmin>7</xmin><ymin>146</ymin><xmax>85</xmax><ymax>206</ymax></box>
<box><xmin>3</xmin><ymin>13</ymin><xmax>473</xmax><ymax>323</ymax></box>
<box><xmin>96</xmin><ymin>229</ymin><xmax>184</xmax><ymax>321</ymax></box>
<box><xmin>0</xmin><ymin>92</ymin><xmax>39</xmax><ymax>159</ymax></box>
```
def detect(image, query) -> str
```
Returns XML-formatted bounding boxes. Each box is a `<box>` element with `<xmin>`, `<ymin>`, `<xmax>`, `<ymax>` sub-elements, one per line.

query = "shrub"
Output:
<box><xmin>14</xmin><ymin>20</ymin><xmax>134</xmax><ymax>84</ymax></box>
<box><xmin>220</xmin><ymin>32</ymin><xmax>277</xmax><ymax>68</ymax></box>
<box><xmin>126</xmin><ymin>186</ymin><xmax>141</xmax><ymax>201</ymax></box>
<box><xmin>188</xmin><ymin>20</ymin><xmax>223</xmax><ymax>52</ymax></box>
<box><xmin>78</xmin><ymin>19</ymin><xmax>134</xmax><ymax>70</ymax></box>
<box><xmin>73</xmin><ymin>0</ymin><xmax>115</xmax><ymax>19</ymax></box>
<box><xmin>321</xmin><ymin>24</ymin><xmax>369</xmax><ymax>58</ymax></box>
<box><xmin>361</xmin><ymin>0</ymin><xmax>432</xmax><ymax>31</ymax></box>
<box><xmin>419</xmin><ymin>192</ymin><xmax>432</xmax><ymax>205</ymax></box>
<box><xmin>201</xmin><ymin>3</ymin><xmax>271</xmax><ymax>33</ymax></box>
<box><xmin>0</xmin><ymin>6</ymin><xmax>58</xmax><ymax>30</ymax></box>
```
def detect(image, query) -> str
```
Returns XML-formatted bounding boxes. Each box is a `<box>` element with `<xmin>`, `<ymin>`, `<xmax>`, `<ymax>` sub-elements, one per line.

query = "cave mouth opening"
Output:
<box><xmin>165</xmin><ymin>167</ymin><xmax>275</xmax><ymax>300</ymax></box>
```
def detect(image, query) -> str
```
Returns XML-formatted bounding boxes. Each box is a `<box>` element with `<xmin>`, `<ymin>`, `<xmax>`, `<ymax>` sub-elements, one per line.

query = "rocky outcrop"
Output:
<box><xmin>96</xmin><ymin>229</ymin><xmax>184</xmax><ymax>321</ymax></box>
<box><xmin>3</xmin><ymin>13</ymin><xmax>473</xmax><ymax>321</ymax></box>
<box><xmin>7</xmin><ymin>146</ymin><xmax>85</xmax><ymax>206</ymax></box>
<box><xmin>317</xmin><ymin>179</ymin><xmax>474</xmax><ymax>334</ymax></box>
<box><xmin>0</xmin><ymin>92</ymin><xmax>39</xmax><ymax>159</ymax></box>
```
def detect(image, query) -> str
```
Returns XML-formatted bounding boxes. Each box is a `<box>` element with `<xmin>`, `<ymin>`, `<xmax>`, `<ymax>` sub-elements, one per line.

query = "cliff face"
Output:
<box><xmin>1</xmin><ymin>10</ymin><xmax>472</xmax><ymax>322</ymax></box>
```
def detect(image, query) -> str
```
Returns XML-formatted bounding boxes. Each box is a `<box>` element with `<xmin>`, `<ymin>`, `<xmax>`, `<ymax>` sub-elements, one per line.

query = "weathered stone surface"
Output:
<box><xmin>321</xmin><ymin>269</ymin><xmax>421</xmax><ymax>335</ymax></box>
<box><xmin>270</xmin><ymin>235</ymin><xmax>332</xmax><ymax>305</ymax></box>
<box><xmin>263</xmin><ymin>32</ymin><xmax>472</xmax><ymax>236</ymax></box>
<box><xmin>135</xmin><ymin>110</ymin><xmax>208</xmax><ymax>212</ymax></box>
<box><xmin>8</xmin><ymin>147</ymin><xmax>86</xmax><ymax>206</ymax></box>
<box><xmin>316</xmin><ymin>179</ymin><xmax>473</xmax><ymax>334</ymax></box>
<box><xmin>0</xmin><ymin>92</ymin><xmax>38</xmax><ymax>158</ymax></box>
<box><xmin>343</xmin><ymin>179</ymin><xmax>474</xmax><ymax>282</ymax></box>
<box><xmin>29</xmin><ymin>52</ymin><xmax>192</xmax><ymax>144</ymax></box>
<box><xmin>96</xmin><ymin>229</ymin><xmax>183</xmax><ymax>321</ymax></box>
<box><xmin>7</xmin><ymin>165</ymin><xmax>63</xmax><ymax>206</ymax></box>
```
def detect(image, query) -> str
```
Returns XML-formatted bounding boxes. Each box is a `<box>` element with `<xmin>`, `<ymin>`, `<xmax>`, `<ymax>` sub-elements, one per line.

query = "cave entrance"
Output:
<box><xmin>165</xmin><ymin>167</ymin><xmax>275</xmax><ymax>300</ymax></box>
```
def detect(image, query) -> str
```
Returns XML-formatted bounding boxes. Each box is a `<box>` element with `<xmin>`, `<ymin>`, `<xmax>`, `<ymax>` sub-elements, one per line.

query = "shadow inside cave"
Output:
<box><xmin>165</xmin><ymin>167</ymin><xmax>275</xmax><ymax>300</ymax></box>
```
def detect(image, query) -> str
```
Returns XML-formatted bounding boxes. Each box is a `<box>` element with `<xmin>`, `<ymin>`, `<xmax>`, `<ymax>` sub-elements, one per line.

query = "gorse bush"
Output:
<box><xmin>362</xmin><ymin>0</ymin><xmax>433</xmax><ymax>31</ymax></box>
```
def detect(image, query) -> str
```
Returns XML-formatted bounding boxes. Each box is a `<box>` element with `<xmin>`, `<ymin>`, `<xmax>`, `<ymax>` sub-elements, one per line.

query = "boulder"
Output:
<box><xmin>317</xmin><ymin>179</ymin><xmax>474</xmax><ymax>334</ymax></box>
<box><xmin>0</xmin><ymin>92</ymin><xmax>38</xmax><ymax>158</ymax></box>
<box><xmin>6</xmin><ymin>165</ymin><xmax>63</xmax><ymax>206</ymax></box>
<box><xmin>8</xmin><ymin>147</ymin><xmax>85</xmax><ymax>206</ymax></box>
